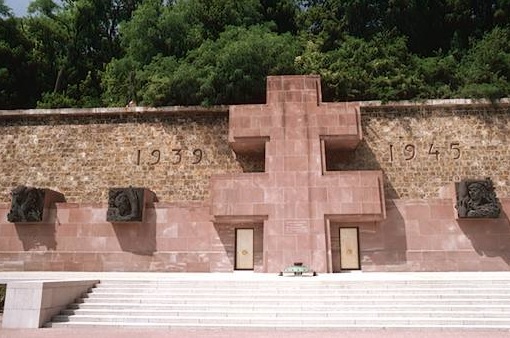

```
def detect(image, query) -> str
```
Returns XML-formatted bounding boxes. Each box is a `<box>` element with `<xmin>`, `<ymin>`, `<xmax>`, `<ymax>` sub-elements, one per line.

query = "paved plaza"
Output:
<box><xmin>2</xmin><ymin>327</ymin><xmax>510</xmax><ymax>338</ymax></box>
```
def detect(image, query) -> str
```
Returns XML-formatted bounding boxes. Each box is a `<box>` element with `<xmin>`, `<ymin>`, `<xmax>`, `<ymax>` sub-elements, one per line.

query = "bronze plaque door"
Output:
<box><xmin>339</xmin><ymin>227</ymin><xmax>360</xmax><ymax>270</ymax></box>
<box><xmin>235</xmin><ymin>228</ymin><xmax>254</xmax><ymax>270</ymax></box>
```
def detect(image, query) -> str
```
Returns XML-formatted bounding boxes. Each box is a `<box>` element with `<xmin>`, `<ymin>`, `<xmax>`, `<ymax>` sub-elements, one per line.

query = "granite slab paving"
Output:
<box><xmin>1</xmin><ymin>327</ymin><xmax>510</xmax><ymax>338</ymax></box>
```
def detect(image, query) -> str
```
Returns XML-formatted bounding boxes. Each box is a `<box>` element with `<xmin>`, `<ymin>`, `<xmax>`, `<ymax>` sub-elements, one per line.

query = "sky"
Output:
<box><xmin>5</xmin><ymin>0</ymin><xmax>32</xmax><ymax>16</ymax></box>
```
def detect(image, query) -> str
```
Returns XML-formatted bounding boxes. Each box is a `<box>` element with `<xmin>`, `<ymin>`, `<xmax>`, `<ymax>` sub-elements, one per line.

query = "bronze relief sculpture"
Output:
<box><xmin>7</xmin><ymin>186</ymin><xmax>45</xmax><ymax>223</ymax></box>
<box><xmin>107</xmin><ymin>187</ymin><xmax>144</xmax><ymax>222</ymax></box>
<box><xmin>456</xmin><ymin>178</ymin><xmax>501</xmax><ymax>218</ymax></box>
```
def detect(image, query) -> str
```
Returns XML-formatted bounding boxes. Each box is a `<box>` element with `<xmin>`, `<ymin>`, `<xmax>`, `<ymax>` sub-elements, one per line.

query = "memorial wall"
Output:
<box><xmin>0</xmin><ymin>75</ymin><xmax>508</xmax><ymax>273</ymax></box>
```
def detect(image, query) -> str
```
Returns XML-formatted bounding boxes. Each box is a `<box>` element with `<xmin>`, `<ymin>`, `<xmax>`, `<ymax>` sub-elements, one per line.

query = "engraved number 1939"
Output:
<box><xmin>135</xmin><ymin>148</ymin><xmax>204</xmax><ymax>165</ymax></box>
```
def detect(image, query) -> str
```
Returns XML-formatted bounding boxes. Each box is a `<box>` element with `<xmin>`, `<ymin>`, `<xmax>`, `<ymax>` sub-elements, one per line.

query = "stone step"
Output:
<box><xmin>47</xmin><ymin>314</ymin><xmax>510</xmax><ymax>326</ymax></box>
<box><xmin>69</xmin><ymin>302</ymin><xmax>510</xmax><ymax>312</ymax></box>
<box><xmin>89</xmin><ymin>286</ymin><xmax>510</xmax><ymax>294</ymax></box>
<box><xmin>97</xmin><ymin>282</ymin><xmax>510</xmax><ymax>290</ymax></box>
<box><xmin>45</xmin><ymin>278</ymin><xmax>510</xmax><ymax>329</ymax></box>
<box><xmin>44</xmin><ymin>321</ymin><xmax>510</xmax><ymax>330</ymax></box>
<box><xmin>60</xmin><ymin>308</ymin><xmax>510</xmax><ymax>318</ymax></box>
<box><xmin>76</xmin><ymin>296</ymin><xmax>510</xmax><ymax>306</ymax></box>
<box><xmin>96</xmin><ymin>281</ymin><xmax>510</xmax><ymax>288</ymax></box>
<box><xmin>84</xmin><ymin>291</ymin><xmax>510</xmax><ymax>299</ymax></box>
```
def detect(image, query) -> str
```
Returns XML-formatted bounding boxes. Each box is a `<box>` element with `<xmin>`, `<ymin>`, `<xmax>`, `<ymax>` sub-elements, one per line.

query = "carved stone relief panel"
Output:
<box><xmin>107</xmin><ymin>187</ymin><xmax>144</xmax><ymax>222</ymax></box>
<box><xmin>7</xmin><ymin>186</ymin><xmax>46</xmax><ymax>223</ymax></box>
<box><xmin>456</xmin><ymin>178</ymin><xmax>501</xmax><ymax>218</ymax></box>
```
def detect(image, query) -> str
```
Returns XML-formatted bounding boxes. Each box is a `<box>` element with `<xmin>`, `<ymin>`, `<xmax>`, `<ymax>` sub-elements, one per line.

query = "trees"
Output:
<box><xmin>1</xmin><ymin>0</ymin><xmax>509</xmax><ymax>109</ymax></box>
<box><xmin>153</xmin><ymin>25</ymin><xmax>301</xmax><ymax>106</ymax></box>
<box><xmin>0</xmin><ymin>3</ymin><xmax>39</xmax><ymax>109</ymax></box>
<box><xmin>0</xmin><ymin>0</ymin><xmax>12</xmax><ymax>17</ymax></box>
<box><xmin>25</xmin><ymin>0</ymin><xmax>142</xmax><ymax>108</ymax></box>
<box><xmin>103</xmin><ymin>25</ymin><xmax>301</xmax><ymax>106</ymax></box>
<box><xmin>456</xmin><ymin>27</ymin><xmax>510</xmax><ymax>99</ymax></box>
<box><xmin>102</xmin><ymin>1</ymin><xmax>301</xmax><ymax>106</ymax></box>
<box><xmin>296</xmin><ymin>33</ymin><xmax>424</xmax><ymax>102</ymax></box>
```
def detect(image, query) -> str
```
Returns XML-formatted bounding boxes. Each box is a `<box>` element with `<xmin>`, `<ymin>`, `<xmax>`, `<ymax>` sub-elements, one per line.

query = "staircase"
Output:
<box><xmin>45</xmin><ymin>277</ymin><xmax>510</xmax><ymax>329</ymax></box>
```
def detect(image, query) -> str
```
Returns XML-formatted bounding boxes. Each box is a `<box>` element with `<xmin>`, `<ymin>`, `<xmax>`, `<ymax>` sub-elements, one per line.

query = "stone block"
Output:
<box><xmin>3</xmin><ymin>280</ymin><xmax>98</xmax><ymax>328</ymax></box>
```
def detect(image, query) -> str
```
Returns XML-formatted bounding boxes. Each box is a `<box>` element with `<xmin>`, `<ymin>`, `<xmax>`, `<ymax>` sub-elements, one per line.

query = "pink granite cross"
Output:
<box><xmin>211</xmin><ymin>75</ymin><xmax>385</xmax><ymax>273</ymax></box>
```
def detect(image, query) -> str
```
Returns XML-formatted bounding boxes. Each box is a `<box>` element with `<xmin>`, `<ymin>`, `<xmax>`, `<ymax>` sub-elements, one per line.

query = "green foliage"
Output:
<box><xmin>296</xmin><ymin>32</ymin><xmax>424</xmax><ymax>101</ymax></box>
<box><xmin>260</xmin><ymin>0</ymin><xmax>300</xmax><ymax>33</ymax></box>
<box><xmin>108</xmin><ymin>25</ymin><xmax>302</xmax><ymax>106</ymax></box>
<box><xmin>138</xmin><ymin>55</ymin><xmax>180</xmax><ymax>106</ymax></box>
<box><xmin>101</xmin><ymin>57</ymin><xmax>141</xmax><ymax>106</ymax></box>
<box><xmin>456</xmin><ymin>27</ymin><xmax>510</xmax><ymax>99</ymax></box>
<box><xmin>180</xmin><ymin>0</ymin><xmax>263</xmax><ymax>40</ymax></box>
<box><xmin>0</xmin><ymin>0</ymin><xmax>12</xmax><ymax>17</ymax></box>
<box><xmin>2</xmin><ymin>0</ymin><xmax>510</xmax><ymax>108</ymax></box>
<box><xmin>0</xmin><ymin>16</ymin><xmax>39</xmax><ymax>108</ymax></box>
<box><xmin>173</xmin><ymin>25</ymin><xmax>299</xmax><ymax>106</ymax></box>
<box><xmin>26</xmin><ymin>0</ymin><xmax>142</xmax><ymax>108</ymax></box>
<box><xmin>414</xmin><ymin>54</ymin><xmax>459</xmax><ymax>99</ymax></box>
<box><xmin>119</xmin><ymin>0</ymin><xmax>264</xmax><ymax>64</ymax></box>
<box><xmin>120</xmin><ymin>0</ymin><xmax>171</xmax><ymax>64</ymax></box>
<box><xmin>37</xmin><ymin>91</ymin><xmax>77</xmax><ymax>108</ymax></box>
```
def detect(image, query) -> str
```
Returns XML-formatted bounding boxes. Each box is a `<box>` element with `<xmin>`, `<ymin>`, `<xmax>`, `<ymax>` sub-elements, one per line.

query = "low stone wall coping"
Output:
<box><xmin>1</xmin><ymin>98</ymin><xmax>509</xmax><ymax>120</ymax></box>
<box><xmin>360</xmin><ymin>98</ymin><xmax>510</xmax><ymax>108</ymax></box>
<box><xmin>0</xmin><ymin>105</ymin><xmax>229</xmax><ymax>119</ymax></box>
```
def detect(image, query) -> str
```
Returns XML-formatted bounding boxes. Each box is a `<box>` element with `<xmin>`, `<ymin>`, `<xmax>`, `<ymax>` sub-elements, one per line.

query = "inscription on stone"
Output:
<box><xmin>389</xmin><ymin>142</ymin><xmax>461</xmax><ymax>162</ymax></box>
<box><xmin>135</xmin><ymin>148</ymin><xmax>204</xmax><ymax>165</ymax></box>
<box><xmin>456</xmin><ymin>178</ymin><xmax>501</xmax><ymax>218</ymax></box>
<box><xmin>107</xmin><ymin>187</ymin><xmax>144</xmax><ymax>222</ymax></box>
<box><xmin>284</xmin><ymin>220</ymin><xmax>308</xmax><ymax>234</ymax></box>
<box><xmin>7</xmin><ymin>186</ymin><xmax>45</xmax><ymax>223</ymax></box>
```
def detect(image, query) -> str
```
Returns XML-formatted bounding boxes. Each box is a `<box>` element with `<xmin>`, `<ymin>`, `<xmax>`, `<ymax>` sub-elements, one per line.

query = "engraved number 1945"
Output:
<box><xmin>389</xmin><ymin>142</ymin><xmax>461</xmax><ymax>162</ymax></box>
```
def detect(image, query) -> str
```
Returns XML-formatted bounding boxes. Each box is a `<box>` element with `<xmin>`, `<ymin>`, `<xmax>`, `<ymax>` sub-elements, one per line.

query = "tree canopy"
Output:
<box><xmin>1</xmin><ymin>0</ymin><xmax>510</xmax><ymax>109</ymax></box>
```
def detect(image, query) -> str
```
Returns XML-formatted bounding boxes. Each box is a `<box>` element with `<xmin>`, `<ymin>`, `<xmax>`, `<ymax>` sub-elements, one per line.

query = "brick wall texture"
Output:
<box><xmin>330</xmin><ymin>104</ymin><xmax>510</xmax><ymax>199</ymax></box>
<box><xmin>2</xmin><ymin>105</ymin><xmax>509</xmax><ymax>204</ymax></box>
<box><xmin>0</xmin><ymin>111</ymin><xmax>242</xmax><ymax>203</ymax></box>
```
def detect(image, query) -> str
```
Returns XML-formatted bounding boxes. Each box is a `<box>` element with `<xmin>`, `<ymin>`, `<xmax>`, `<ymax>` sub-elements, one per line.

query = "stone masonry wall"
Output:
<box><xmin>329</xmin><ymin>104</ymin><xmax>510</xmax><ymax>199</ymax></box>
<box><xmin>2</xmin><ymin>102</ymin><xmax>510</xmax><ymax>203</ymax></box>
<box><xmin>0</xmin><ymin>109</ymin><xmax>243</xmax><ymax>203</ymax></box>
<box><xmin>1</xmin><ymin>99</ymin><xmax>510</xmax><ymax>273</ymax></box>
